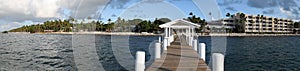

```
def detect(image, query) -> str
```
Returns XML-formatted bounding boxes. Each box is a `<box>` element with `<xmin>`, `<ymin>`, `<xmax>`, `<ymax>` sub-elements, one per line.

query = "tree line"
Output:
<box><xmin>294</xmin><ymin>21</ymin><xmax>300</xmax><ymax>28</ymax></box>
<box><xmin>7</xmin><ymin>12</ymin><xmax>207</xmax><ymax>34</ymax></box>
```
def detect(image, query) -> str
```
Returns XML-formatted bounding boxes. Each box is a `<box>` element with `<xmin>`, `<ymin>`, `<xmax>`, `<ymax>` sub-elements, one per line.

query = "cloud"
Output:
<box><xmin>292</xmin><ymin>9</ymin><xmax>299</xmax><ymax>15</ymax></box>
<box><xmin>278</xmin><ymin>0</ymin><xmax>298</xmax><ymax>11</ymax></box>
<box><xmin>263</xmin><ymin>10</ymin><xmax>275</xmax><ymax>14</ymax></box>
<box><xmin>0</xmin><ymin>0</ymin><xmax>61</xmax><ymax>20</ymax></box>
<box><xmin>0</xmin><ymin>21</ymin><xmax>23</xmax><ymax>31</ymax></box>
<box><xmin>66</xmin><ymin>0</ymin><xmax>110</xmax><ymax>19</ymax></box>
<box><xmin>219</xmin><ymin>0</ymin><xmax>300</xmax><ymax>20</ymax></box>
<box><xmin>225</xmin><ymin>7</ymin><xmax>236</xmax><ymax>11</ymax></box>
<box><xmin>108</xmin><ymin>0</ymin><xmax>131</xmax><ymax>9</ymax></box>
<box><xmin>247</xmin><ymin>0</ymin><xmax>277</xmax><ymax>9</ymax></box>
<box><xmin>247</xmin><ymin>0</ymin><xmax>298</xmax><ymax>11</ymax></box>
<box><xmin>111</xmin><ymin>14</ymin><xmax>117</xmax><ymax>17</ymax></box>
<box><xmin>0</xmin><ymin>0</ymin><xmax>110</xmax><ymax>20</ymax></box>
<box><xmin>279</xmin><ymin>6</ymin><xmax>300</xmax><ymax>19</ymax></box>
<box><xmin>0</xmin><ymin>0</ymin><xmax>110</xmax><ymax>31</ymax></box>
<box><xmin>218</xmin><ymin>0</ymin><xmax>243</xmax><ymax>6</ymax></box>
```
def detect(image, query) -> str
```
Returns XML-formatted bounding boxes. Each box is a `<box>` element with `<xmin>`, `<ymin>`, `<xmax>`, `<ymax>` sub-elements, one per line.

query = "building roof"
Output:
<box><xmin>159</xmin><ymin>19</ymin><xmax>201</xmax><ymax>29</ymax></box>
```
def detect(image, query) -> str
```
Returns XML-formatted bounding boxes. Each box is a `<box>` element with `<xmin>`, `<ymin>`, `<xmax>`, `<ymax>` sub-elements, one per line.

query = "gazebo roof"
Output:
<box><xmin>159</xmin><ymin>19</ymin><xmax>201</xmax><ymax>29</ymax></box>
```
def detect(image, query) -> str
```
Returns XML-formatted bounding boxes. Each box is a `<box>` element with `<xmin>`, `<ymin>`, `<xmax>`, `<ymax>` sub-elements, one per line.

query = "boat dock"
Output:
<box><xmin>146</xmin><ymin>36</ymin><xmax>210</xmax><ymax>71</ymax></box>
<box><xmin>134</xmin><ymin>19</ymin><xmax>224</xmax><ymax>71</ymax></box>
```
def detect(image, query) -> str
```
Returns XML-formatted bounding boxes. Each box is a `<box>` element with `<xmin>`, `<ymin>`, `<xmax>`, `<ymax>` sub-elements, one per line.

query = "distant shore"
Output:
<box><xmin>7</xmin><ymin>32</ymin><xmax>163</xmax><ymax>36</ymax></box>
<box><xmin>5</xmin><ymin>32</ymin><xmax>300</xmax><ymax>36</ymax></box>
<box><xmin>198</xmin><ymin>33</ymin><xmax>300</xmax><ymax>37</ymax></box>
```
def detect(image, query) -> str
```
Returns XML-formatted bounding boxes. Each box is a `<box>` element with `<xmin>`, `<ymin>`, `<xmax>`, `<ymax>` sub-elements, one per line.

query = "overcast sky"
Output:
<box><xmin>1</xmin><ymin>0</ymin><xmax>300</xmax><ymax>31</ymax></box>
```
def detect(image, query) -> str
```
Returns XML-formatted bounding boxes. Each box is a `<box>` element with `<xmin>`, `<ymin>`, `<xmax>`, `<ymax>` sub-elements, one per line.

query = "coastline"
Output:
<box><xmin>7</xmin><ymin>32</ymin><xmax>163</xmax><ymax>36</ymax></box>
<box><xmin>5</xmin><ymin>32</ymin><xmax>300</xmax><ymax>36</ymax></box>
<box><xmin>198</xmin><ymin>33</ymin><xmax>300</xmax><ymax>37</ymax></box>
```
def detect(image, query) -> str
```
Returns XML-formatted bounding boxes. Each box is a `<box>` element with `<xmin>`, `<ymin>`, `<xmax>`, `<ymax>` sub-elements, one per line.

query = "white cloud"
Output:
<box><xmin>0</xmin><ymin>21</ymin><xmax>23</xmax><ymax>31</ymax></box>
<box><xmin>31</xmin><ymin>0</ymin><xmax>61</xmax><ymax>18</ymax></box>
<box><xmin>0</xmin><ymin>0</ymin><xmax>61</xmax><ymax>18</ymax></box>
<box><xmin>0</xmin><ymin>0</ymin><xmax>109</xmax><ymax>20</ymax></box>
<box><xmin>279</xmin><ymin>7</ymin><xmax>292</xmax><ymax>16</ymax></box>
<box><xmin>0</xmin><ymin>0</ymin><xmax>110</xmax><ymax>31</ymax></box>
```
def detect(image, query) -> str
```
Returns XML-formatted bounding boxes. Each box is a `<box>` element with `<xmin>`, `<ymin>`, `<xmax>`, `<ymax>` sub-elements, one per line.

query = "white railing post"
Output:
<box><xmin>163</xmin><ymin>37</ymin><xmax>168</xmax><ymax>50</ymax></box>
<box><xmin>168</xmin><ymin>37</ymin><xmax>171</xmax><ymax>46</ymax></box>
<box><xmin>186</xmin><ymin>35</ymin><xmax>188</xmax><ymax>43</ymax></box>
<box><xmin>199</xmin><ymin>43</ymin><xmax>206</xmax><ymax>61</ymax></box>
<box><xmin>171</xmin><ymin>35</ymin><xmax>174</xmax><ymax>42</ymax></box>
<box><xmin>155</xmin><ymin>42</ymin><xmax>161</xmax><ymax>59</ymax></box>
<box><xmin>189</xmin><ymin>37</ymin><xmax>193</xmax><ymax>46</ymax></box>
<box><xmin>193</xmin><ymin>39</ymin><xmax>197</xmax><ymax>51</ymax></box>
<box><xmin>212</xmin><ymin>53</ymin><xmax>224</xmax><ymax>71</ymax></box>
<box><xmin>158</xmin><ymin>36</ymin><xmax>161</xmax><ymax>43</ymax></box>
<box><xmin>169</xmin><ymin>36</ymin><xmax>171</xmax><ymax>43</ymax></box>
<box><xmin>135</xmin><ymin>51</ymin><xmax>145</xmax><ymax>71</ymax></box>
<box><xmin>189</xmin><ymin>37</ymin><xmax>190</xmax><ymax>46</ymax></box>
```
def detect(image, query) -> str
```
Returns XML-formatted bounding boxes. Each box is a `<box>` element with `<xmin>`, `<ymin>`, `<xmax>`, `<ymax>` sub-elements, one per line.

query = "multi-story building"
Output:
<box><xmin>209</xmin><ymin>13</ymin><xmax>294</xmax><ymax>33</ymax></box>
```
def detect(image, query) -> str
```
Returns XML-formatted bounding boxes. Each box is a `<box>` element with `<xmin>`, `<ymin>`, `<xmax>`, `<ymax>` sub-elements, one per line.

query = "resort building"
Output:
<box><xmin>208</xmin><ymin>13</ymin><xmax>294</xmax><ymax>33</ymax></box>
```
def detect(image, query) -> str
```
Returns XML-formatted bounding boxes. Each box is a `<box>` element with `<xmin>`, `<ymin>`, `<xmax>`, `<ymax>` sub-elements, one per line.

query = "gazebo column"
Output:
<box><xmin>189</xmin><ymin>27</ymin><xmax>192</xmax><ymax>46</ymax></box>
<box><xmin>171</xmin><ymin>28</ymin><xmax>173</xmax><ymax>42</ymax></box>
<box><xmin>163</xmin><ymin>27</ymin><xmax>168</xmax><ymax>50</ymax></box>
<box><xmin>169</xmin><ymin>28</ymin><xmax>172</xmax><ymax>42</ymax></box>
<box><xmin>167</xmin><ymin>27</ymin><xmax>170</xmax><ymax>46</ymax></box>
<box><xmin>168</xmin><ymin>27</ymin><xmax>171</xmax><ymax>46</ymax></box>
<box><xmin>185</xmin><ymin>28</ymin><xmax>188</xmax><ymax>44</ymax></box>
<box><xmin>191</xmin><ymin>27</ymin><xmax>194</xmax><ymax>46</ymax></box>
<box><xmin>192</xmin><ymin>27</ymin><xmax>194</xmax><ymax>37</ymax></box>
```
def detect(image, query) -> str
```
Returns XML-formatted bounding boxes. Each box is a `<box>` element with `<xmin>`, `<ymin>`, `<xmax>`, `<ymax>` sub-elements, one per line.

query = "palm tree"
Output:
<box><xmin>226</xmin><ymin>13</ymin><xmax>231</xmax><ymax>17</ymax></box>
<box><xmin>189</xmin><ymin>12</ymin><xmax>193</xmax><ymax>15</ymax></box>
<box><xmin>274</xmin><ymin>18</ymin><xmax>279</xmax><ymax>33</ymax></box>
<box><xmin>107</xmin><ymin>18</ymin><xmax>112</xmax><ymax>32</ymax></box>
<box><xmin>108</xmin><ymin>19</ymin><xmax>111</xmax><ymax>24</ymax></box>
<box><xmin>235</xmin><ymin>13</ymin><xmax>246</xmax><ymax>33</ymax></box>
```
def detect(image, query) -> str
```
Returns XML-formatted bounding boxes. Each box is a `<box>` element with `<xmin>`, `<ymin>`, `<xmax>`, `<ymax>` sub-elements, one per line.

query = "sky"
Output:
<box><xmin>0</xmin><ymin>0</ymin><xmax>300</xmax><ymax>31</ymax></box>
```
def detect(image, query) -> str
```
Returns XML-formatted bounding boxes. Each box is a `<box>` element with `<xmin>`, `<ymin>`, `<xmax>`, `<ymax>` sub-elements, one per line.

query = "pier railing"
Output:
<box><xmin>135</xmin><ymin>35</ymin><xmax>224</xmax><ymax>71</ymax></box>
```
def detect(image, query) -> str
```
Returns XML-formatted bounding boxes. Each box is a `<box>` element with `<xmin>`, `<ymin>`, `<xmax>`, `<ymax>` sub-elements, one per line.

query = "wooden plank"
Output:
<box><xmin>147</xmin><ymin>36</ymin><xmax>210</xmax><ymax>71</ymax></box>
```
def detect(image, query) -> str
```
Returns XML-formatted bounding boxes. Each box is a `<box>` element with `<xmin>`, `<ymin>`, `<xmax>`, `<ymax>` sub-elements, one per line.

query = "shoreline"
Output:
<box><xmin>198</xmin><ymin>33</ymin><xmax>300</xmax><ymax>37</ymax></box>
<box><xmin>7</xmin><ymin>32</ymin><xmax>163</xmax><ymax>36</ymax></box>
<box><xmin>5</xmin><ymin>32</ymin><xmax>300</xmax><ymax>36</ymax></box>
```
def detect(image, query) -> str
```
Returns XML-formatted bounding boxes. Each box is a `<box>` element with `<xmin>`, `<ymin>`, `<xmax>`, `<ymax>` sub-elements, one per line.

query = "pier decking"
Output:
<box><xmin>146</xmin><ymin>36</ymin><xmax>210</xmax><ymax>71</ymax></box>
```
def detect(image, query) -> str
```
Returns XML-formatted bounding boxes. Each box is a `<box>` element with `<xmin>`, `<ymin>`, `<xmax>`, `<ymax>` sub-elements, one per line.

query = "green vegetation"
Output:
<box><xmin>8</xmin><ymin>12</ymin><xmax>207</xmax><ymax>34</ymax></box>
<box><xmin>185</xmin><ymin>12</ymin><xmax>207</xmax><ymax>33</ymax></box>
<box><xmin>225</xmin><ymin>12</ymin><xmax>246</xmax><ymax>33</ymax></box>
<box><xmin>8</xmin><ymin>17</ymin><xmax>172</xmax><ymax>33</ymax></box>
<box><xmin>9</xmin><ymin>18</ymin><xmax>74</xmax><ymax>33</ymax></box>
<box><xmin>1</xmin><ymin>31</ymin><xmax>8</xmax><ymax>33</ymax></box>
<box><xmin>294</xmin><ymin>21</ymin><xmax>300</xmax><ymax>34</ymax></box>
<box><xmin>294</xmin><ymin>21</ymin><xmax>300</xmax><ymax>28</ymax></box>
<box><xmin>134</xmin><ymin>18</ymin><xmax>171</xmax><ymax>33</ymax></box>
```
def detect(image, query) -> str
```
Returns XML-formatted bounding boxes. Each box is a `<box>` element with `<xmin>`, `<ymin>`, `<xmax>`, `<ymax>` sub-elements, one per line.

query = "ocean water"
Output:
<box><xmin>1</xmin><ymin>34</ymin><xmax>300</xmax><ymax>71</ymax></box>
<box><xmin>0</xmin><ymin>34</ymin><xmax>157</xmax><ymax>71</ymax></box>
<box><xmin>199</xmin><ymin>36</ymin><xmax>300</xmax><ymax>71</ymax></box>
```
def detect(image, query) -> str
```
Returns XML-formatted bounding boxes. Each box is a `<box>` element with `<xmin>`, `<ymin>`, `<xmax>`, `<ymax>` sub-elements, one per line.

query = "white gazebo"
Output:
<box><xmin>159</xmin><ymin>19</ymin><xmax>201</xmax><ymax>50</ymax></box>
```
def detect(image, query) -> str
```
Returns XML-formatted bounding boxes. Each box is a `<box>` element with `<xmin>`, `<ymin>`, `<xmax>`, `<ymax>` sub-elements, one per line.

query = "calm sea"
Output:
<box><xmin>0</xmin><ymin>34</ymin><xmax>300</xmax><ymax>71</ymax></box>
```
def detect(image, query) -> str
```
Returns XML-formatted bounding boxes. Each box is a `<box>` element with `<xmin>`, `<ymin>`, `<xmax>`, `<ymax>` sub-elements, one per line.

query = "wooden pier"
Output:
<box><xmin>135</xmin><ymin>19</ymin><xmax>224</xmax><ymax>71</ymax></box>
<box><xmin>146</xmin><ymin>36</ymin><xmax>210</xmax><ymax>71</ymax></box>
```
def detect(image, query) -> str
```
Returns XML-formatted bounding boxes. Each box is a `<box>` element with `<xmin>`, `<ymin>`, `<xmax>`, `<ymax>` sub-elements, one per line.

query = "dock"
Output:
<box><xmin>146</xmin><ymin>35</ymin><xmax>210</xmax><ymax>71</ymax></box>
<box><xmin>135</xmin><ymin>19</ymin><xmax>224</xmax><ymax>71</ymax></box>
